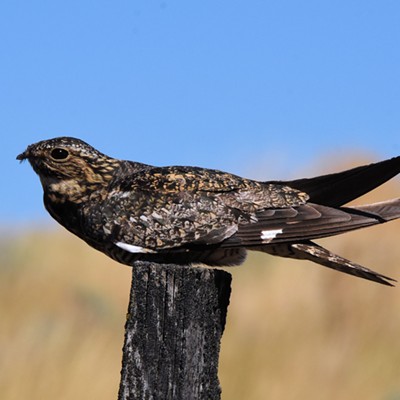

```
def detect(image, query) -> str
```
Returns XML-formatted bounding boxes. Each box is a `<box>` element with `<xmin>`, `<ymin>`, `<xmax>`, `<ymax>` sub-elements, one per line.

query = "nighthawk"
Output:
<box><xmin>17</xmin><ymin>137</ymin><xmax>400</xmax><ymax>286</ymax></box>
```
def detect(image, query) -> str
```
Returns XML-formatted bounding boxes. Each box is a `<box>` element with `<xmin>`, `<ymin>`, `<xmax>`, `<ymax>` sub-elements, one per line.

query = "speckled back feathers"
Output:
<box><xmin>17</xmin><ymin>136</ymin><xmax>400</xmax><ymax>285</ymax></box>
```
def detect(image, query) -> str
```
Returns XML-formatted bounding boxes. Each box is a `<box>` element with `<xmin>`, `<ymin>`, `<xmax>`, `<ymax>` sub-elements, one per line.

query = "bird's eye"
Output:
<box><xmin>50</xmin><ymin>148</ymin><xmax>69</xmax><ymax>160</ymax></box>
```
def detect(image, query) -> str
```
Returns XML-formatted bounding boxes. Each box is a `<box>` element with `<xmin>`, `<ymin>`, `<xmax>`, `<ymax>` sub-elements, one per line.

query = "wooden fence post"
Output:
<box><xmin>118</xmin><ymin>262</ymin><xmax>232</xmax><ymax>400</ymax></box>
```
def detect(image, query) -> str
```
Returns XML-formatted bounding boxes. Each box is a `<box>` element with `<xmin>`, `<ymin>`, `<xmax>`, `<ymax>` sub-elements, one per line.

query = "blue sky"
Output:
<box><xmin>2</xmin><ymin>1</ymin><xmax>400</xmax><ymax>224</ymax></box>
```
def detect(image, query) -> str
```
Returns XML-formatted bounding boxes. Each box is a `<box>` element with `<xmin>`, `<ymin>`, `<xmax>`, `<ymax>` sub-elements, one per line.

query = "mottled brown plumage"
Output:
<box><xmin>17</xmin><ymin>137</ymin><xmax>400</xmax><ymax>285</ymax></box>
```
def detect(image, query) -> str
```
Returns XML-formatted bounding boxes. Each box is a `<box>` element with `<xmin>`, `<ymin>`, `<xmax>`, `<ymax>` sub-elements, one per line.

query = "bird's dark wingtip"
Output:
<box><xmin>276</xmin><ymin>156</ymin><xmax>400</xmax><ymax>207</ymax></box>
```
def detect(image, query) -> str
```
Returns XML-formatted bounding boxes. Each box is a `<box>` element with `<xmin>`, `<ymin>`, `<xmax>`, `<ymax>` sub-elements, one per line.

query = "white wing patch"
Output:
<box><xmin>261</xmin><ymin>229</ymin><xmax>283</xmax><ymax>242</ymax></box>
<box><xmin>115</xmin><ymin>241</ymin><xmax>156</xmax><ymax>253</ymax></box>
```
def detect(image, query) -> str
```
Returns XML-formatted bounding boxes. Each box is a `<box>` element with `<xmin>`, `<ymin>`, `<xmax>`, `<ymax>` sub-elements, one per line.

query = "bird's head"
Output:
<box><xmin>17</xmin><ymin>137</ymin><xmax>120</xmax><ymax>200</ymax></box>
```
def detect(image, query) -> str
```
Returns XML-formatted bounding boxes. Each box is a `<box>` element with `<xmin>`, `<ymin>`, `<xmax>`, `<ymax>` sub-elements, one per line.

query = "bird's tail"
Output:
<box><xmin>290</xmin><ymin>241</ymin><xmax>396</xmax><ymax>286</ymax></box>
<box><xmin>250</xmin><ymin>199</ymin><xmax>400</xmax><ymax>286</ymax></box>
<box><xmin>258</xmin><ymin>241</ymin><xmax>396</xmax><ymax>286</ymax></box>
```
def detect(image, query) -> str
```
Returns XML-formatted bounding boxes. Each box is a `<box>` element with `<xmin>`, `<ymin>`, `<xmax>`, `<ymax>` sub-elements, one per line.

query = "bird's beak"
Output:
<box><xmin>16</xmin><ymin>150</ymin><xmax>29</xmax><ymax>161</ymax></box>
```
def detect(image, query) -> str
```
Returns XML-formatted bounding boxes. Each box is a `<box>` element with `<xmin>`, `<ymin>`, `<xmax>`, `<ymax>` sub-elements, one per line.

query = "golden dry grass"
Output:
<box><xmin>2</xmin><ymin>159</ymin><xmax>400</xmax><ymax>400</ymax></box>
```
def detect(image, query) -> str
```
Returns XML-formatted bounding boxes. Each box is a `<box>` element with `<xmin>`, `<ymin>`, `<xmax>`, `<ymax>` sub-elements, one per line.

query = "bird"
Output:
<box><xmin>17</xmin><ymin>136</ymin><xmax>400</xmax><ymax>286</ymax></box>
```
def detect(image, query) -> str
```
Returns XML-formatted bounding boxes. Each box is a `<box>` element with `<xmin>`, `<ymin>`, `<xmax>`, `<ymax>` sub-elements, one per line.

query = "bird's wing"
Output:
<box><xmin>271</xmin><ymin>156</ymin><xmax>400</xmax><ymax>207</ymax></box>
<box><xmin>100</xmin><ymin>164</ymin><xmax>400</xmax><ymax>255</ymax></box>
<box><xmin>227</xmin><ymin>198</ymin><xmax>400</xmax><ymax>247</ymax></box>
<box><xmin>99</xmin><ymin>166</ymin><xmax>308</xmax><ymax>251</ymax></box>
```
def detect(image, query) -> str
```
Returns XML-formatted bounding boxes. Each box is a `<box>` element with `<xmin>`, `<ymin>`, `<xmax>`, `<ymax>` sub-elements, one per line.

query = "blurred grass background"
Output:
<box><xmin>2</xmin><ymin>158</ymin><xmax>400</xmax><ymax>400</ymax></box>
